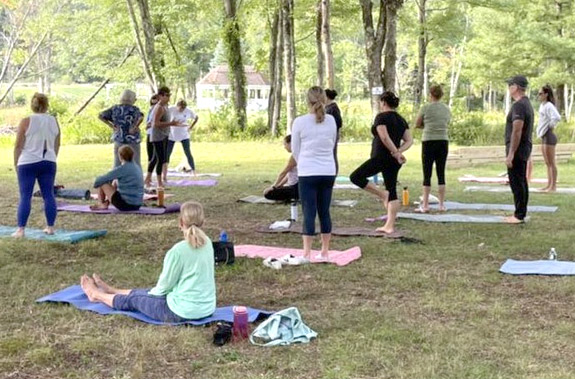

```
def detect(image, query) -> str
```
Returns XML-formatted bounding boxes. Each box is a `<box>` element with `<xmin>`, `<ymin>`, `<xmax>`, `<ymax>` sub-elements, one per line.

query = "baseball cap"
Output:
<box><xmin>506</xmin><ymin>75</ymin><xmax>529</xmax><ymax>88</ymax></box>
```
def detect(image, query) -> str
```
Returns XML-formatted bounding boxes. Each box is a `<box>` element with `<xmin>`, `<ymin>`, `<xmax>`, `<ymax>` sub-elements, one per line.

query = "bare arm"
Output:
<box><xmin>415</xmin><ymin>114</ymin><xmax>424</xmax><ymax>129</ymax></box>
<box><xmin>273</xmin><ymin>156</ymin><xmax>296</xmax><ymax>187</ymax></box>
<box><xmin>152</xmin><ymin>106</ymin><xmax>179</xmax><ymax>128</ymax></box>
<box><xmin>13</xmin><ymin>117</ymin><xmax>29</xmax><ymax>167</ymax></box>
<box><xmin>54</xmin><ymin>118</ymin><xmax>61</xmax><ymax>156</ymax></box>
<box><xmin>189</xmin><ymin>115</ymin><xmax>199</xmax><ymax>130</ymax></box>
<box><xmin>400</xmin><ymin>129</ymin><xmax>414</xmax><ymax>153</ymax></box>
<box><xmin>507</xmin><ymin>120</ymin><xmax>524</xmax><ymax>159</ymax></box>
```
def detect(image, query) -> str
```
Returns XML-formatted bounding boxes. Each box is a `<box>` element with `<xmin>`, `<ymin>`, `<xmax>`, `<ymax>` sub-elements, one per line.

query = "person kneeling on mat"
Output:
<box><xmin>263</xmin><ymin>134</ymin><xmax>299</xmax><ymax>202</ymax></box>
<box><xmin>91</xmin><ymin>145</ymin><xmax>144</xmax><ymax>211</ymax></box>
<box><xmin>80</xmin><ymin>201</ymin><xmax>216</xmax><ymax>323</ymax></box>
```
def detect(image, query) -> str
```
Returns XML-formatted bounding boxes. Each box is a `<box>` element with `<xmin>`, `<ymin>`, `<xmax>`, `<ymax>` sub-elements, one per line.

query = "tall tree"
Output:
<box><xmin>321</xmin><ymin>0</ymin><xmax>334</xmax><ymax>89</ymax></box>
<box><xmin>414</xmin><ymin>0</ymin><xmax>427</xmax><ymax>107</ymax></box>
<box><xmin>382</xmin><ymin>0</ymin><xmax>403</xmax><ymax>93</ymax></box>
<box><xmin>125</xmin><ymin>0</ymin><xmax>156</xmax><ymax>89</ymax></box>
<box><xmin>282</xmin><ymin>0</ymin><xmax>296</xmax><ymax>132</ymax></box>
<box><xmin>359</xmin><ymin>0</ymin><xmax>386</xmax><ymax>116</ymax></box>
<box><xmin>267</xmin><ymin>1</ymin><xmax>283</xmax><ymax>136</ymax></box>
<box><xmin>315</xmin><ymin>0</ymin><xmax>324</xmax><ymax>86</ymax></box>
<box><xmin>223</xmin><ymin>0</ymin><xmax>247</xmax><ymax>131</ymax></box>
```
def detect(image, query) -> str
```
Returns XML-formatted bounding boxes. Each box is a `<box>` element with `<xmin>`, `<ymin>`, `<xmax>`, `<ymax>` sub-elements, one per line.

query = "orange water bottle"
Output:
<box><xmin>157</xmin><ymin>187</ymin><xmax>165</xmax><ymax>207</ymax></box>
<box><xmin>402</xmin><ymin>186</ymin><xmax>409</xmax><ymax>206</ymax></box>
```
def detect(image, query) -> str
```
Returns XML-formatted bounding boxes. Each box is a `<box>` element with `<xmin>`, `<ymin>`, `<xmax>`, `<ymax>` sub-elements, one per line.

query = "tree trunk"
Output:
<box><xmin>414</xmin><ymin>0</ymin><xmax>426</xmax><ymax>107</ymax></box>
<box><xmin>321</xmin><ymin>0</ymin><xmax>334</xmax><ymax>89</ymax></box>
<box><xmin>134</xmin><ymin>0</ymin><xmax>164</xmax><ymax>88</ymax></box>
<box><xmin>126</xmin><ymin>0</ymin><xmax>156</xmax><ymax>90</ymax></box>
<box><xmin>315</xmin><ymin>0</ymin><xmax>324</xmax><ymax>87</ymax></box>
<box><xmin>382</xmin><ymin>0</ymin><xmax>402</xmax><ymax>93</ymax></box>
<box><xmin>566</xmin><ymin>84</ymin><xmax>574</xmax><ymax>122</ymax></box>
<box><xmin>282</xmin><ymin>0</ymin><xmax>296</xmax><ymax>132</ymax></box>
<box><xmin>0</xmin><ymin>5</ymin><xmax>32</xmax><ymax>84</ymax></box>
<box><xmin>557</xmin><ymin>83</ymin><xmax>566</xmax><ymax>118</ymax></box>
<box><xmin>268</xmin><ymin>4</ymin><xmax>283</xmax><ymax>136</ymax></box>
<box><xmin>223</xmin><ymin>0</ymin><xmax>247</xmax><ymax>131</ymax></box>
<box><xmin>359</xmin><ymin>0</ymin><xmax>386</xmax><ymax>116</ymax></box>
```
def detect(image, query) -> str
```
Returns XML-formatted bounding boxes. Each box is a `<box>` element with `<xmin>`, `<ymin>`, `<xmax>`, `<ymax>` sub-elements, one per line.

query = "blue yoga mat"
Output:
<box><xmin>0</xmin><ymin>226</ymin><xmax>107</xmax><ymax>243</ymax></box>
<box><xmin>427</xmin><ymin>201</ymin><xmax>557</xmax><ymax>213</ymax></box>
<box><xmin>500</xmin><ymin>259</ymin><xmax>575</xmax><ymax>275</ymax></box>
<box><xmin>37</xmin><ymin>285</ymin><xmax>273</xmax><ymax>326</ymax></box>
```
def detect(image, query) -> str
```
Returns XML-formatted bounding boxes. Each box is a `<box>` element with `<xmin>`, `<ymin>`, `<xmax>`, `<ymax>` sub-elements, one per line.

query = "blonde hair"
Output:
<box><xmin>120</xmin><ymin>89</ymin><xmax>137</xmax><ymax>105</ymax></box>
<box><xmin>31</xmin><ymin>93</ymin><xmax>49</xmax><ymax>113</ymax></box>
<box><xmin>180</xmin><ymin>201</ymin><xmax>208</xmax><ymax>248</ymax></box>
<box><xmin>307</xmin><ymin>86</ymin><xmax>326</xmax><ymax>123</ymax></box>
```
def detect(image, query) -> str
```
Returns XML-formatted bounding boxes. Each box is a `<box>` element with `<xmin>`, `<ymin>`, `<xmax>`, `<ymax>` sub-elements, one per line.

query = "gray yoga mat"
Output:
<box><xmin>465</xmin><ymin>186</ymin><xmax>575</xmax><ymax>194</ymax></box>
<box><xmin>256</xmin><ymin>223</ymin><xmax>404</xmax><ymax>238</ymax></box>
<box><xmin>57</xmin><ymin>203</ymin><xmax>181</xmax><ymax>215</ymax></box>
<box><xmin>396</xmin><ymin>212</ymin><xmax>528</xmax><ymax>223</ymax></box>
<box><xmin>426</xmin><ymin>201</ymin><xmax>557</xmax><ymax>213</ymax></box>
<box><xmin>238</xmin><ymin>196</ymin><xmax>358</xmax><ymax>207</ymax></box>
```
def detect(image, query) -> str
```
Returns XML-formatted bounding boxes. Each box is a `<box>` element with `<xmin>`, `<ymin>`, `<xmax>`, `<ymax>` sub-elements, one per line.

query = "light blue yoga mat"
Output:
<box><xmin>427</xmin><ymin>201</ymin><xmax>557</xmax><ymax>213</ymax></box>
<box><xmin>500</xmin><ymin>259</ymin><xmax>575</xmax><ymax>275</ymax></box>
<box><xmin>37</xmin><ymin>285</ymin><xmax>273</xmax><ymax>326</ymax></box>
<box><xmin>0</xmin><ymin>226</ymin><xmax>107</xmax><ymax>243</ymax></box>
<box><xmin>396</xmin><ymin>213</ymin><xmax>526</xmax><ymax>223</ymax></box>
<box><xmin>465</xmin><ymin>186</ymin><xmax>575</xmax><ymax>194</ymax></box>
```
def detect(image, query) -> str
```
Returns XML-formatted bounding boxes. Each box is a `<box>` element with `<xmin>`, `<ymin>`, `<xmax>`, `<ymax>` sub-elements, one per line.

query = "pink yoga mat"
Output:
<box><xmin>151</xmin><ymin>179</ymin><xmax>217</xmax><ymax>187</ymax></box>
<box><xmin>458</xmin><ymin>176</ymin><xmax>548</xmax><ymax>184</ymax></box>
<box><xmin>57</xmin><ymin>203</ymin><xmax>181</xmax><ymax>215</ymax></box>
<box><xmin>235</xmin><ymin>244</ymin><xmax>361</xmax><ymax>267</ymax></box>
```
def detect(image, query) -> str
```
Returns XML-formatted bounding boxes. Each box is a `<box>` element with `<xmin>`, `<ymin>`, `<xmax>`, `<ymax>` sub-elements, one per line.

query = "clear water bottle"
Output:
<box><xmin>219</xmin><ymin>230</ymin><xmax>228</xmax><ymax>243</ymax></box>
<box><xmin>232</xmin><ymin>305</ymin><xmax>249</xmax><ymax>341</ymax></box>
<box><xmin>548</xmin><ymin>247</ymin><xmax>557</xmax><ymax>261</ymax></box>
<box><xmin>290</xmin><ymin>201</ymin><xmax>298</xmax><ymax>221</ymax></box>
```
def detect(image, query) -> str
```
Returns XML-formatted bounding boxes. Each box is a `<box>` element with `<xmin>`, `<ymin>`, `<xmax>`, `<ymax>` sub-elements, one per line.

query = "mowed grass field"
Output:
<box><xmin>2</xmin><ymin>142</ymin><xmax>575</xmax><ymax>378</ymax></box>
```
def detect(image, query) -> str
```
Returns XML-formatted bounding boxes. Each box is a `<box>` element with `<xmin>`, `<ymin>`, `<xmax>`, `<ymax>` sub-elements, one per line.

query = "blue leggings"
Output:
<box><xmin>298</xmin><ymin>176</ymin><xmax>335</xmax><ymax>235</ymax></box>
<box><xmin>17</xmin><ymin>160</ymin><xmax>57</xmax><ymax>228</ymax></box>
<box><xmin>166</xmin><ymin>139</ymin><xmax>195</xmax><ymax>170</ymax></box>
<box><xmin>113</xmin><ymin>289</ymin><xmax>189</xmax><ymax>323</ymax></box>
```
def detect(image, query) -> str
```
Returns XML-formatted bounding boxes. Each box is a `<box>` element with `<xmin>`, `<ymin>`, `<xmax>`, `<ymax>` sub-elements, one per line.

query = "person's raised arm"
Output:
<box><xmin>13</xmin><ymin>117</ymin><xmax>29</xmax><ymax>167</ymax></box>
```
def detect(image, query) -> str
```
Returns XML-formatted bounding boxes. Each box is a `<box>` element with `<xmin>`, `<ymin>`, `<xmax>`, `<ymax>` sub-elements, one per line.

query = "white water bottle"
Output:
<box><xmin>290</xmin><ymin>201</ymin><xmax>298</xmax><ymax>221</ymax></box>
<box><xmin>549</xmin><ymin>247</ymin><xmax>557</xmax><ymax>261</ymax></box>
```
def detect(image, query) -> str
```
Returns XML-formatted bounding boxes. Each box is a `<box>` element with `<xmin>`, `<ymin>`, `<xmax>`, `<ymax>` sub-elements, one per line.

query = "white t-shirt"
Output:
<box><xmin>536</xmin><ymin>102</ymin><xmax>561</xmax><ymax>138</ymax></box>
<box><xmin>169</xmin><ymin>107</ymin><xmax>198</xmax><ymax>142</ymax></box>
<box><xmin>291</xmin><ymin>113</ymin><xmax>337</xmax><ymax>177</ymax></box>
<box><xmin>18</xmin><ymin>113</ymin><xmax>59</xmax><ymax>166</ymax></box>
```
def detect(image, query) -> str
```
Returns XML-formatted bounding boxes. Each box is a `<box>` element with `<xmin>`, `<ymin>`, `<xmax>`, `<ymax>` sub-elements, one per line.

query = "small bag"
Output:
<box><xmin>212</xmin><ymin>241</ymin><xmax>235</xmax><ymax>266</ymax></box>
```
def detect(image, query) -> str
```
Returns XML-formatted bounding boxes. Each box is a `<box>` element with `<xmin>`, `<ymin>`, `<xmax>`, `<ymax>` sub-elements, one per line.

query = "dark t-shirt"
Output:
<box><xmin>325</xmin><ymin>102</ymin><xmax>342</xmax><ymax>130</ymax></box>
<box><xmin>505</xmin><ymin>96</ymin><xmax>533</xmax><ymax>161</ymax></box>
<box><xmin>370</xmin><ymin>111</ymin><xmax>409</xmax><ymax>160</ymax></box>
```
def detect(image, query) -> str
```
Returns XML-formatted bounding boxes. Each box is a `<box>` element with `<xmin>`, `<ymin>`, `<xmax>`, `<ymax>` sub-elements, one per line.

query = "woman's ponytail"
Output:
<box><xmin>307</xmin><ymin>86</ymin><xmax>326</xmax><ymax>123</ymax></box>
<box><xmin>185</xmin><ymin>224</ymin><xmax>208</xmax><ymax>249</ymax></box>
<box><xmin>180</xmin><ymin>201</ymin><xmax>208</xmax><ymax>249</ymax></box>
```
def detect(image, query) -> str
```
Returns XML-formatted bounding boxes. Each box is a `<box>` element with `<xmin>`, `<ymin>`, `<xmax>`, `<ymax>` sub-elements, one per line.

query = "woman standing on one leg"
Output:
<box><xmin>536</xmin><ymin>84</ymin><xmax>561</xmax><ymax>192</ymax></box>
<box><xmin>415</xmin><ymin>85</ymin><xmax>451</xmax><ymax>212</ymax></box>
<box><xmin>13</xmin><ymin>93</ymin><xmax>61</xmax><ymax>238</ymax></box>
<box><xmin>80</xmin><ymin>201</ymin><xmax>216</xmax><ymax>323</ymax></box>
<box><xmin>166</xmin><ymin>99</ymin><xmax>199</xmax><ymax>176</ymax></box>
<box><xmin>291</xmin><ymin>86</ymin><xmax>337</xmax><ymax>262</ymax></box>
<box><xmin>144</xmin><ymin>94</ymin><xmax>159</xmax><ymax>187</ymax></box>
<box><xmin>350</xmin><ymin>91</ymin><xmax>413</xmax><ymax>234</ymax></box>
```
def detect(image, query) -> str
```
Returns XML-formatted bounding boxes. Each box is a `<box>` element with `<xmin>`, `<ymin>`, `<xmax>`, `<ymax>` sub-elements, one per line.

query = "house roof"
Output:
<box><xmin>197</xmin><ymin>65</ymin><xmax>270</xmax><ymax>86</ymax></box>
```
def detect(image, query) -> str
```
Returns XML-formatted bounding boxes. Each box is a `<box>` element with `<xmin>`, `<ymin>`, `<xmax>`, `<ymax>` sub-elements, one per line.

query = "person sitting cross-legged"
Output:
<box><xmin>263</xmin><ymin>134</ymin><xmax>299</xmax><ymax>202</ymax></box>
<box><xmin>91</xmin><ymin>145</ymin><xmax>144</xmax><ymax>211</ymax></box>
<box><xmin>80</xmin><ymin>201</ymin><xmax>216</xmax><ymax>323</ymax></box>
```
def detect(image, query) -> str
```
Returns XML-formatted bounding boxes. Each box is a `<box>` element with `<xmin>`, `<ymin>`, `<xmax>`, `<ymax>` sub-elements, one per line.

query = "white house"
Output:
<box><xmin>196</xmin><ymin>65</ymin><xmax>270</xmax><ymax>111</ymax></box>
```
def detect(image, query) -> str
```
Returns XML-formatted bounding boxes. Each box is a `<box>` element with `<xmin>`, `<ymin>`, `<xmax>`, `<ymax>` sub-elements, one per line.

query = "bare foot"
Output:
<box><xmin>546</xmin><ymin>187</ymin><xmax>556</xmax><ymax>193</ymax></box>
<box><xmin>438</xmin><ymin>204</ymin><xmax>447</xmax><ymax>212</ymax></box>
<box><xmin>92</xmin><ymin>274</ymin><xmax>114</xmax><ymax>294</ymax></box>
<box><xmin>80</xmin><ymin>274</ymin><xmax>98</xmax><ymax>302</ymax></box>
<box><xmin>504</xmin><ymin>216</ymin><xmax>524</xmax><ymax>224</ymax></box>
<box><xmin>415</xmin><ymin>206</ymin><xmax>429</xmax><ymax>213</ymax></box>
<box><xmin>376</xmin><ymin>226</ymin><xmax>395</xmax><ymax>234</ymax></box>
<box><xmin>90</xmin><ymin>202</ymin><xmax>109</xmax><ymax>210</ymax></box>
<box><xmin>11</xmin><ymin>228</ymin><xmax>25</xmax><ymax>238</ymax></box>
<box><xmin>43</xmin><ymin>227</ymin><xmax>55</xmax><ymax>235</ymax></box>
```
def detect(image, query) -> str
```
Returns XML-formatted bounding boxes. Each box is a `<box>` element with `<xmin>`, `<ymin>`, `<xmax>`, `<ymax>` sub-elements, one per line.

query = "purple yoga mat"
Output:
<box><xmin>57</xmin><ymin>203</ymin><xmax>181</xmax><ymax>215</ymax></box>
<box><xmin>152</xmin><ymin>179</ymin><xmax>218</xmax><ymax>187</ymax></box>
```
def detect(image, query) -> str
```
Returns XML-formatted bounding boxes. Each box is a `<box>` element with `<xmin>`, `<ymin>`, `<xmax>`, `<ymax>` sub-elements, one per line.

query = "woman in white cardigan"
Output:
<box><xmin>536</xmin><ymin>85</ymin><xmax>561</xmax><ymax>192</ymax></box>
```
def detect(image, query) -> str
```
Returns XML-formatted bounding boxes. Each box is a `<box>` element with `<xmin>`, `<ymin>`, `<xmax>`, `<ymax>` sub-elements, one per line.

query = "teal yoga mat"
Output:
<box><xmin>0</xmin><ymin>226</ymin><xmax>107</xmax><ymax>243</ymax></box>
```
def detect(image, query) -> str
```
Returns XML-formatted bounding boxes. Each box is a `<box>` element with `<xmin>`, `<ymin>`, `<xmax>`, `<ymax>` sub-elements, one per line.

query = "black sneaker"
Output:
<box><xmin>213</xmin><ymin>323</ymin><xmax>232</xmax><ymax>346</ymax></box>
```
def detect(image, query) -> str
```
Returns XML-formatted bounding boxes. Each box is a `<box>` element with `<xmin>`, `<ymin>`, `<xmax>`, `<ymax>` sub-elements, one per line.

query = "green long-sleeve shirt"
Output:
<box><xmin>149</xmin><ymin>239</ymin><xmax>216</xmax><ymax>320</ymax></box>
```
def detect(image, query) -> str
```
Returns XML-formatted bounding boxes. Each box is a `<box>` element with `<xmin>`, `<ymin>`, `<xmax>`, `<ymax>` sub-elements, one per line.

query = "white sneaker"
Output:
<box><xmin>263</xmin><ymin>257</ymin><xmax>282</xmax><ymax>270</ymax></box>
<box><xmin>295</xmin><ymin>257</ymin><xmax>311</xmax><ymax>265</ymax></box>
<box><xmin>314</xmin><ymin>254</ymin><xmax>330</xmax><ymax>263</ymax></box>
<box><xmin>279</xmin><ymin>254</ymin><xmax>302</xmax><ymax>266</ymax></box>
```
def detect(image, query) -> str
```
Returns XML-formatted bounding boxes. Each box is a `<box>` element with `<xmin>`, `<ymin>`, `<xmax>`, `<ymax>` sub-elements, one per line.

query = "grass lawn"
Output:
<box><xmin>1</xmin><ymin>142</ymin><xmax>575</xmax><ymax>378</ymax></box>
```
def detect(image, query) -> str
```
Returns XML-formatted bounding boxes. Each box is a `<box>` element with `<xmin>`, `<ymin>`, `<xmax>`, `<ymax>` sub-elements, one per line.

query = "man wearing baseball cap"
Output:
<box><xmin>504</xmin><ymin>75</ymin><xmax>534</xmax><ymax>223</ymax></box>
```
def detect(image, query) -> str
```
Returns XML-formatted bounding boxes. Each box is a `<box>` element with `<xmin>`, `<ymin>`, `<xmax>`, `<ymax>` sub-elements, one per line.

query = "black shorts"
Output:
<box><xmin>542</xmin><ymin>129</ymin><xmax>558</xmax><ymax>146</ymax></box>
<box><xmin>111</xmin><ymin>191</ymin><xmax>141</xmax><ymax>211</ymax></box>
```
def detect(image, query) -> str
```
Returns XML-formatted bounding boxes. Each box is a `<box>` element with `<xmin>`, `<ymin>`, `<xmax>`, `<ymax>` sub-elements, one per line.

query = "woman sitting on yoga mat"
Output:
<box><xmin>80</xmin><ymin>201</ymin><xmax>216</xmax><ymax>323</ymax></box>
<box><xmin>13</xmin><ymin>93</ymin><xmax>61</xmax><ymax>238</ymax></box>
<box><xmin>263</xmin><ymin>134</ymin><xmax>298</xmax><ymax>202</ymax></box>
<box><xmin>291</xmin><ymin>86</ymin><xmax>337</xmax><ymax>263</ymax></box>
<box><xmin>349</xmin><ymin>91</ymin><xmax>413</xmax><ymax>235</ymax></box>
<box><xmin>91</xmin><ymin>145</ymin><xmax>144</xmax><ymax>211</ymax></box>
<box><xmin>415</xmin><ymin>84</ymin><xmax>451</xmax><ymax>212</ymax></box>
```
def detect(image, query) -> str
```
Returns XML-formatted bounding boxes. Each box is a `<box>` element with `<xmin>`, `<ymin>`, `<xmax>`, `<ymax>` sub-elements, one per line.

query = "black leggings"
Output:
<box><xmin>350</xmin><ymin>157</ymin><xmax>402</xmax><ymax>201</ymax></box>
<box><xmin>264</xmin><ymin>184</ymin><xmax>299</xmax><ymax>202</ymax></box>
<box><xmin>147</xmin><ymin>139</ymin><xmax>169</xmax><ymax>176</ymax></box>
<box><xmin>146</xmin><ymin>135</ymin><xmax>155</xmax><ymax>173</ymax></box>
<box><xmin>422</xmin><ymin>140</ymin><xmax>448</xmax><ymax>186</ymax></box>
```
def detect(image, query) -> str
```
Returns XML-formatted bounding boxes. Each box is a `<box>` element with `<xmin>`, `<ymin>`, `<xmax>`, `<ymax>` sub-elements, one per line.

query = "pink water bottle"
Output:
<box><xmin>232</xmin><ymin>306</ymin><xmax>249</xmax><ymax>340</ymax></box>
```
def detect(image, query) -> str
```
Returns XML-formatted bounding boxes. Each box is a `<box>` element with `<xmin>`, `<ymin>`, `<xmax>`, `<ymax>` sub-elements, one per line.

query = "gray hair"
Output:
<box><xmin>120</xmin><ymin>89</ymin><xmax>137</xmax><ymax>105</ymax></box>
